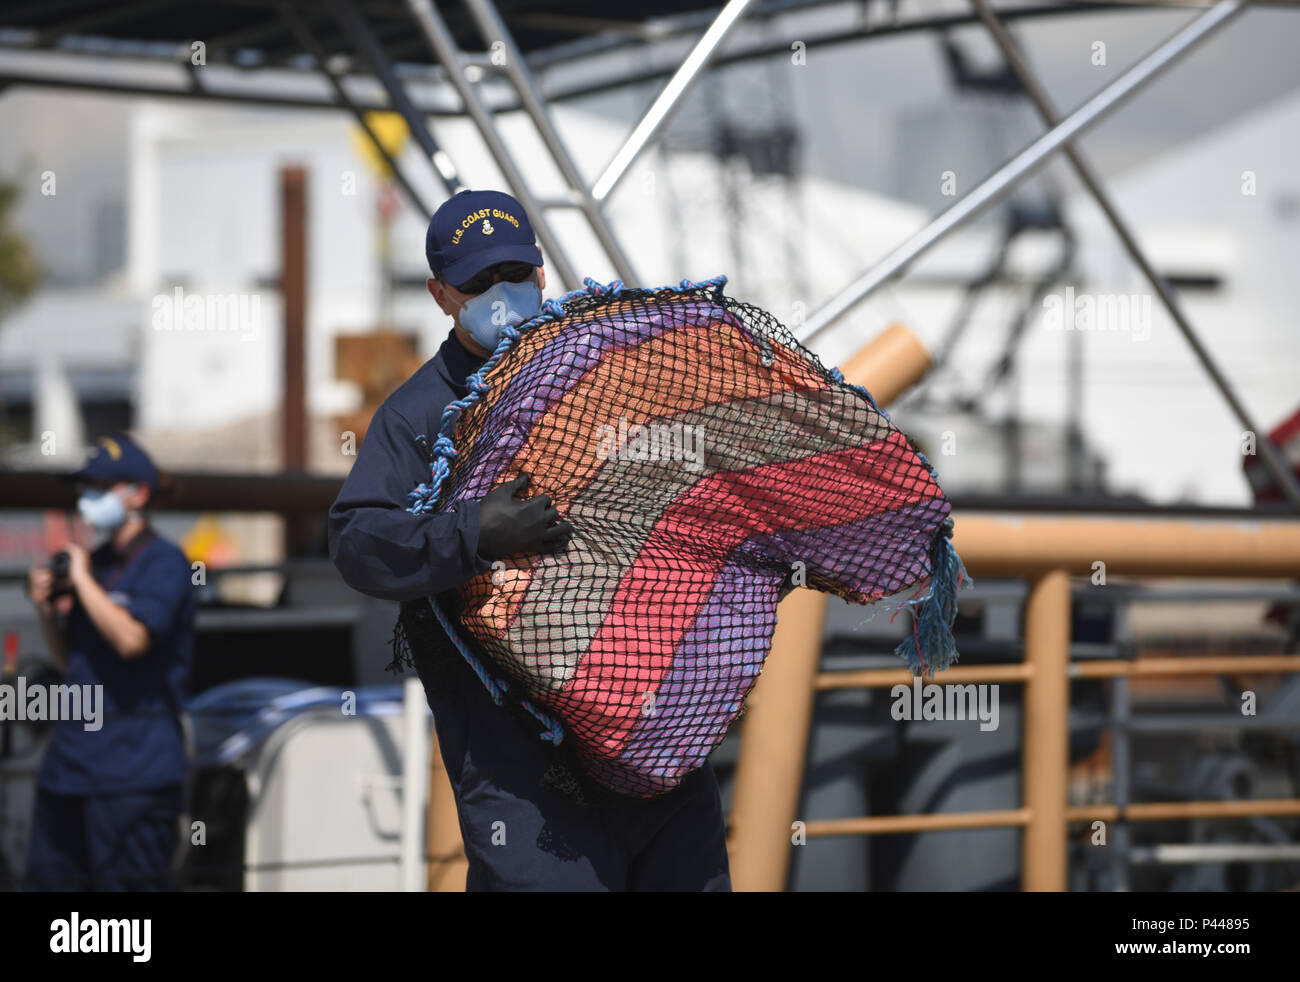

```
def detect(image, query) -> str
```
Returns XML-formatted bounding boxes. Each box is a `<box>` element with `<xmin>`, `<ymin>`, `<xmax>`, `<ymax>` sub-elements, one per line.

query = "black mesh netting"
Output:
<box><xmin>401</xmin><ymin>277</ymin><xmax>967</xmax><ymax>799</ymax></box>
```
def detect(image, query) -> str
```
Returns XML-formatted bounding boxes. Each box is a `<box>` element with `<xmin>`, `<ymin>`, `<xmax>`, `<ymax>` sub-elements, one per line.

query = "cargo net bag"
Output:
<box><xmin>405</xmin><ymin>275</ymin><xmax>970</xmax><ymax>799</ymax></box>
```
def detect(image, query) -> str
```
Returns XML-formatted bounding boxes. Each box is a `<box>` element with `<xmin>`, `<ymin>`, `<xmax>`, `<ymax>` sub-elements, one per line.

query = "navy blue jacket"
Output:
<box><xmin>329</xmin><ymin>329</ymin><xmax>495</xmax><ymax>602</ymax></box>
<box><xmin>39</xmin><ymin>528</ymin><xmax>195</xmax><ymax>794</ymax></box>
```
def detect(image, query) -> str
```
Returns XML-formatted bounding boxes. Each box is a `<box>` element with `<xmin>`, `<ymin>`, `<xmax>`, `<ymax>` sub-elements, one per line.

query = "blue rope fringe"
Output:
<box><xmin>828</xmin><ymin>368</ymin><xmax>971</xmax><ymax>676</ymax></box>
<box><xmin>891</xmin><ymin>515</ymin><xmax>972</xmax><ymax>677</ymax></box>
<box><xmin>425</xmin><ymin>593</ymin><xmax>568</xmax><ymax>744</ymax></box>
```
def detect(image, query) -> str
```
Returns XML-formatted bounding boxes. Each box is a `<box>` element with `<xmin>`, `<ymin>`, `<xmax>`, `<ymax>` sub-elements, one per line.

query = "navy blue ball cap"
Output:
<box><xmin>71</xmin><ymin>433</ymin><xmax>161</xmax><ymax>491</ymax></box>
<box><xmin>426</xmin><ymin>188</ymin><xmax>542</xmax><ymax>286</ymax></box>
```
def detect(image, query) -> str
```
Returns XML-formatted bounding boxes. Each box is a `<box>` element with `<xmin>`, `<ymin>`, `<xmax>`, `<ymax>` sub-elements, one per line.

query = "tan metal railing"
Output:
<box><xmin>725</xmin><ymin>326</ymin><xmax>1300</xmax><ymax>892</ymax></box>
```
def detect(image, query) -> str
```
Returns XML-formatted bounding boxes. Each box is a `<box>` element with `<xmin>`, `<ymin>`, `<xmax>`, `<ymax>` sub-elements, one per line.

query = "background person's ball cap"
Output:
<box><xmin>71</xmin><ymin>433</ymin><xmax>161</xmax><ymax>491</ymax></box>
<box><xmin>425</xmin><ymin>188</ymin><xmax>542</xmax><ymax>285</ymax></box>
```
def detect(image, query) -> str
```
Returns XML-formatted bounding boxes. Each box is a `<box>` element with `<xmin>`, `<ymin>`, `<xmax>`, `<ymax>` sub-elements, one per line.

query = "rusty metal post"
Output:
<box><xmin>281</xmin><ymin>166</ymin><xmax>307</xmax><ymax>471</ymax></box>
<box><xmin>1021</xmin><ymin>568</ymin><xmax>1071</xmax><ymax>891</ymax></box>
<box><xmin>280</xmin><ymin>166</ymin><xmax>310</xmax><ymax>553</ymax></box>
<box><xmin>727</xmin><ymin>322</ymin><xmax>932</xmax><ymax>891</ymax></box>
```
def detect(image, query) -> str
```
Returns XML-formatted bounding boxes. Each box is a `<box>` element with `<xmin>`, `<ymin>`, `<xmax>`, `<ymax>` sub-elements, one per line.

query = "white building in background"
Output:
<box><xmin>1054</xmin><ymin>92</ymin><xmax>1300</xmax><ymax>505</ymax></box>
<box><xmin>9</xmin><ymin>95</ymin><xmax>938</xmax><ymax>475</ymax></box>
<box><xmin>1</xmin><ymin>77</ymin><xmax>1297</xmax><ymax>506</ymax></box>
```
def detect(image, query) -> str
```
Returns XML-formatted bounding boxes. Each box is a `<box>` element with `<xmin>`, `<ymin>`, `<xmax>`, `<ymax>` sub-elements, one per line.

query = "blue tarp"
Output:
<box><xmin>185</xmin><ymin>679</ymin><xmax>423</xmax><ymax>769</ymax></box>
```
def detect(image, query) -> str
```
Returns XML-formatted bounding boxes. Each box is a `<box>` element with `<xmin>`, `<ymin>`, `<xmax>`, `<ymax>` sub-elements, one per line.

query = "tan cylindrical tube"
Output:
<box><xmin>837</xmin><ymin>323</ymin><xmax>931</xmax><ymax>399</ymax></box>
<box><xmin>1021</xmin><ymin>569</ymin><xmax>1071</xmax><ymax>891</ymax></box>
<box><xmin>953</xmin><ymin>514</ymin><xmax>1300</xmax><ymax>578</ymax></box>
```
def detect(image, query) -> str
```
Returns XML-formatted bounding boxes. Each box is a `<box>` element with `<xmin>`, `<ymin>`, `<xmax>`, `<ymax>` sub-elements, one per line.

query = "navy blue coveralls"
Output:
<box><xmin>25</xmin><ymin>528</ymin><xmax>195</xmax><ymax>891</ymax></box>
<box><xmin>329</xmin><ymin>328</ymin><xmax>732</xmax><ymax>891</ymax></box>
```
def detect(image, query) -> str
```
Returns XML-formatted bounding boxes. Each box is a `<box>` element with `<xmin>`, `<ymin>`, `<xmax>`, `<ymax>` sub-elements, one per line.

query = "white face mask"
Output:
<box><xmin>77</xmin><ymin>486</ymin><xmax>133</xmax><ymax>534</ymax></box>
<box><xmin>452</xmin><ymin>280</ymin><xmax>543</xmax><ymax>351</ymax></box>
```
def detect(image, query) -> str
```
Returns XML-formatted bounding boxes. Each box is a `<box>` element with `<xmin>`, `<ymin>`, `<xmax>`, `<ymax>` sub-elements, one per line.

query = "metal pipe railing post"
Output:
<box><xmin>1110</xmin><ymin>675</ymin><xmax>1132</xmax><ymax>891</ymax></box>
<box><xmin>1022</xmin><ymin>569</ymin><xmax>1071</xmax><ymax>890</ymax></box>
<box><xmin>727</xmin><ymin>590</ymin><xmax>829</xmax><ymax>891</ymax></box>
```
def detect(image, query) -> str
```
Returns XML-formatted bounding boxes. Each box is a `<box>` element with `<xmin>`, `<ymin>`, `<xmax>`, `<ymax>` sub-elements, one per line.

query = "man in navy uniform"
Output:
<box><xmin>329</xmin><ymin>189</ymin><xmax>733</xmax><ymax>891</ymax></box>
<box><xmin>24</xmin><ymin>434</ymin><xmax>195</xmax><ymax>891</ymax></box>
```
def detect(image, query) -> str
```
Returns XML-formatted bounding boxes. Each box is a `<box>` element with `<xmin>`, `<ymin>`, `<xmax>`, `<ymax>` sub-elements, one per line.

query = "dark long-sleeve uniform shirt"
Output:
<box><xmin>329</xmin><ymin>329</ymin><xmax>495</xmax><ymax>602</ymax></box>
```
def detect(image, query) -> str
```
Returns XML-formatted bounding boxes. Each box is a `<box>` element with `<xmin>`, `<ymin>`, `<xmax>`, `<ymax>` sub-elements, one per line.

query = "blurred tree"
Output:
<box><xmin>0</xmin><ymin>176</ymin><xmax>40</xmax><ymax>445</ymax></box>
<box><xmin>0</xmin><ymin>177</ymin><xmax>40</xmax><ymax>320</ymax></box>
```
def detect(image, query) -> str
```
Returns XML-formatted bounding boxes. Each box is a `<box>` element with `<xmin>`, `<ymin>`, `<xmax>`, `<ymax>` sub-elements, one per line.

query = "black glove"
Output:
<box><xmin>476</xmin><ymin>471</ymin><xmax>573</xmax><ymax>560</ymax></box>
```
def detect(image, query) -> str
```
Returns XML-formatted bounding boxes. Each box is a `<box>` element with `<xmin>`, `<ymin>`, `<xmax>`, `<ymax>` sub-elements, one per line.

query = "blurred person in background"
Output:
<box><xmin>23</xmin><ymin>433</ymin><xmax>196</xmax><ymax>891</ymax></box>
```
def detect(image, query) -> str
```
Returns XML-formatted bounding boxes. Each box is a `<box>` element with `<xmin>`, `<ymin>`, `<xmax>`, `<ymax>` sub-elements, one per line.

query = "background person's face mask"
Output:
<box><xmin>77</xmin><ymin>486</ymin><xmax>132</xmax><ymax>534</ymax></box>
<box><xmin>453</xmin><ymin>280</ymin><xmax>542</xmax><ymax>351</ymax></box>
